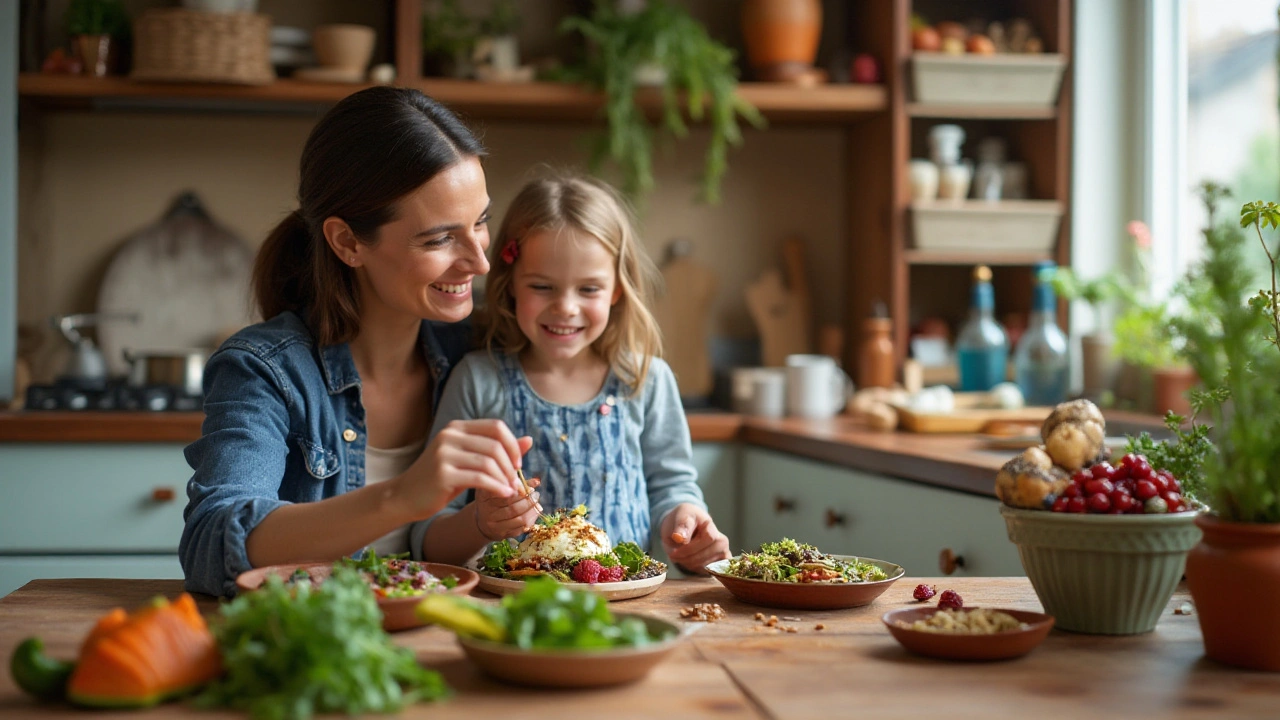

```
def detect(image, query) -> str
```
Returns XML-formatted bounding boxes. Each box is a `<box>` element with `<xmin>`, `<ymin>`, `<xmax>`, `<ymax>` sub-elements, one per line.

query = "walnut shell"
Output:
<box><xmin>995</xmin><ymin>447</ymin><xmax>1071</xmax><ymax>509</ymax></box>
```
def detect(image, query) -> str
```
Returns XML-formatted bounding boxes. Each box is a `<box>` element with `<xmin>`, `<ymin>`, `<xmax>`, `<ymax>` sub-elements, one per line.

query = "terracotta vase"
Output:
<box><xmin>741</xmin><ymin>0</ymin><xmax>822</xmax><ymax>82</ymax></box>
<box><xmin>1186</xmin><ymin>515</ymin><xmax>1280</xmax><ymax>671</ymax></box>
<box><xmin>74</xmin><ymin>34</ymin><xmax>111</xmax><ymax>77</ymax></box>
<box><xmin>1079</xmin><ymin>334</ymin><xmax>1118</xmax><ymax>396</ymax></box>
<box><xmin>1151</xmin><ymin>366</ymin><xmax>1198</xmax><ymax>417</ymax></box>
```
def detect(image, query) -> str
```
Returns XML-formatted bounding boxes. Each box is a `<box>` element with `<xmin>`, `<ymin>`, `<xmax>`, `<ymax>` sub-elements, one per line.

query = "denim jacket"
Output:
<box><xmin>178</xmin><ymin>311</ymin><xmax>473</xmax><ymax>597</ymax></box>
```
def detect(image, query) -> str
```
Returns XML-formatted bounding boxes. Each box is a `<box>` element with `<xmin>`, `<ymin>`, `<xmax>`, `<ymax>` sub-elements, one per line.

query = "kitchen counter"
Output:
<box><xmin>1</xmin><ymin>576</ymin><xmax>1271</xmax><ymax>719</ymax></box>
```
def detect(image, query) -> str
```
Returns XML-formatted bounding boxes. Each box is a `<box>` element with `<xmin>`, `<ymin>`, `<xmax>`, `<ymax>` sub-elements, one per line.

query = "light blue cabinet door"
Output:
<box><xmin>0</xmin><ymin>555</ymin><xmax>183</xmax><ymax>598</ymax></box>
<box><xmin>742</xmin><ymin>448</ymin><xmax>1023</xmax><ymax>577</ymax></box>
<box><xmin>0</xmin><ymin>444</ymin><xmax>190</xmax><ymax>552</ymax></box>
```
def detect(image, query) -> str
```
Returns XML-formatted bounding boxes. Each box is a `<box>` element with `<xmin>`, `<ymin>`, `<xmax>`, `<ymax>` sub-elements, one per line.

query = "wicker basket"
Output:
<box><xmin>131</xmin><ymin>9</ymin><xmax>274</xmax><ymax>85</ymax></box>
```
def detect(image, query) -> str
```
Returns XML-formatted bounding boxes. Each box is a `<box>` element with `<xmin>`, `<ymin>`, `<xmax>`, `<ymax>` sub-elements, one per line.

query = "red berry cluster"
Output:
<box><xmin>1049</xmin><ymin>453</ymin><xmax>1187</xmax><ymax>514</ymax></box>
<box><xmin>570</xmin><ymin>558</ymin><xmax>625</xmax><ymax>584</ymax></box>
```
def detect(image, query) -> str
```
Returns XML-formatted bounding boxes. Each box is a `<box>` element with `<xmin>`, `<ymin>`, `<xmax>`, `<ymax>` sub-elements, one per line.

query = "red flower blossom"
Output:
<box><xmin>1127</xmin><ymin>220</ymin><xmax>1152</xmax><ymax>250</ymax></box>
<box><xmin>500</xmin><ymin>240</ymin><xmax>519</xmax><ymax>264</ymax></box>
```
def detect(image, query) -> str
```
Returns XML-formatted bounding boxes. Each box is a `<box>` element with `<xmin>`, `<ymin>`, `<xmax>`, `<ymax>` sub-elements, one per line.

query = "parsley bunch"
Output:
<box><xmin>197</xmin><ymin>566</ymin><xmax>447</xmax><ymax>720</ymax></box>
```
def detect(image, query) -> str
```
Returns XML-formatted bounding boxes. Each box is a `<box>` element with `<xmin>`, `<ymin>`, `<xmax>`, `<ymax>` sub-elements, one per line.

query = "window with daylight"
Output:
<box><xmin>1183</xmin><ymin>0</ymin><xmax>1278</xmax><ymax>286</ymax></box>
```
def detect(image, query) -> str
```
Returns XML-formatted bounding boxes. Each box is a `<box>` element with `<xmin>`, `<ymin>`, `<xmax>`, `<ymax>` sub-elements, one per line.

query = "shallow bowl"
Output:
<box><xmin>705</xmin><ymin>555</ymin><xmax>905</xmax><ymax>610</ymax></box>
<box><xmin>882</xmin><ymin>606</ymin><xmax>1055</xmax><ymax>661</ymax></box>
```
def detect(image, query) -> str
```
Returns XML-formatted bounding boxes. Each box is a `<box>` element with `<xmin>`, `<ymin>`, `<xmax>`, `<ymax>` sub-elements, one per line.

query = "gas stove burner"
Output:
<box><xmin>25</xmin><ymin>379</ymin><xmax>202</xmax><ymax>412</ymax></box>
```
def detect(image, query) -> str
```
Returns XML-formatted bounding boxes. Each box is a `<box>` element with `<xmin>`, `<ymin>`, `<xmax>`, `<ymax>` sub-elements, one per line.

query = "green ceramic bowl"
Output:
<box><xmin>1000</xmin><ymin>505</ymin><xmax>1203</xmax><ymax>635</ymax></box>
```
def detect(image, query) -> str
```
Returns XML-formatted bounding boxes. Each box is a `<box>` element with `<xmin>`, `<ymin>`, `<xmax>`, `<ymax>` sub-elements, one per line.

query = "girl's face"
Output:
<box><xmin>355</xmin><ymin>156</ymin><xmax>492</xmax><ymax>324</ymax></box>
<box><xmin>512</xmin><ymin>228</ymin><xmax>619</xmax><ymax>366</ymax></box>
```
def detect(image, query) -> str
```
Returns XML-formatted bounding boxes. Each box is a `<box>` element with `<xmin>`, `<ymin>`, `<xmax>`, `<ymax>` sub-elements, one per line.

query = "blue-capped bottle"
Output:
<box><xmin>1014</xmin><ymin>262</ymin><xmax>1069</xmax><ymax>405</ymax></box>
<box><xmin>955</xmin><ymin>265</ymin><xmax>1008</xmax><ymax>391</ymax></box>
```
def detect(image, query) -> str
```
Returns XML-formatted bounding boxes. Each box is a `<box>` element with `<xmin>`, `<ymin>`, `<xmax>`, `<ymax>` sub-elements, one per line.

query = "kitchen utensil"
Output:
<box><xmin>124</xmin><ymin>348</ymin><xmax>208</xmax><ymax>397</ymax></box>
<box><xmin>705</xmin><ymin>555</ymin><xmax>904</xmax><ymax>610</ymax></box>
<box><xmin>235</xmin><ymin>561</ymin><xmax>479</xmax><ymax>632</ymax></box>
<box><xmin>895</xmin><ymin>405</ymin><xmax>1051</xmax><ymax>433</ymax></box>
<box><xmin>784</xmin><ymin>353</ymin><xmax>852</xmax><ymax>419</ymax></box>
<box><xmin>882</xmin><ymin>607</ymin><xmax>1055</xmax><ymax>661</ymax></box>
<box><xmin>745</xmin><ymin>237</ymin><xmax>812</xmax><ymax>368</ymax></box>
<box><xmin>52</xmin><ymin>313</ymin><xmax>139</xmax><ymax>389</ymax></box>
<box><xmin>653</xmin><ymin>239</ymin><xmax>718</xmax><ymax>399</ymax></box>
<box><xmin>745</xmin><ymin>368</ymin><xmax>786</xmax><ymax>417</ymax></box>
<box><xmin>475</xmin><ymin>572</ymin><xmax>666</xmax><ymax>602</ymax></box>
<box><xmin>455</xmin><ymin>614</ymin><xmax>689</xmax><ymax>688</ymax></box>
<box><xmin>516</xmin><ymin>467</ymin><xmax>553</xmax><ymax>524</ymax></box>
<box><xmin>96</xmin><ymin>192</ymin><xmax>254</xmax><ymax>377</ymax></box>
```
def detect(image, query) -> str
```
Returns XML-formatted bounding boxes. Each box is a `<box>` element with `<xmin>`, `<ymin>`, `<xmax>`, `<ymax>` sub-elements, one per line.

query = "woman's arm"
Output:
<box><xmin>415</xmin><ymin>353</ymin><xmax>542</xmax><ymax>565</ymax></box>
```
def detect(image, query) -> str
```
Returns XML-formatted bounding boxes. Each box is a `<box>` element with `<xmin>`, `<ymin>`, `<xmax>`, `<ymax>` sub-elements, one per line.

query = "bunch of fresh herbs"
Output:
<box><xmin>1169</xmin><ymin>182</ymin><xmax>1280</xmax><ymax>523</ymax></box>
<box><xmin>557</xmin><ymin>0</ymin><xmax>765</xmax><ymax>203</ymax></box>
<box><xmin>498</xmin><ymin>576</ymin><xmax>662</xmax><ymax>649</ymax></box>
<box><xmin>196</xmin><ymin>566</ymin><xmax>447</xmax><ymax>720</ymax></box>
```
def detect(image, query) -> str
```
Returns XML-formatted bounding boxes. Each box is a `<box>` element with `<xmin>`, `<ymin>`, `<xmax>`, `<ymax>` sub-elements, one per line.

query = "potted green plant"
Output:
<box><xmin>422</xmin><ymin>0</ymin><xmax>480</xmax><ymax>78</ymax></box>
<box><xmin>1178</xmin><ymin>182</ymin><xmax>1280</xmax><ymax>671</ymax></box>
<box><xmin>558</xmin><ymin>0</ymin><xmax>766</xmax><ymax>203</ymax></box>
<box><xmin>1049</xmin><ymin>267</ymin><xmax>1128</xmax><ymax>399</ymax></box>
<box><xmin>65</xmin><ymin>0</ymin><xmax>129</xmax><ymax>77</ymax></box>
<box><xmin>475</xmin><ymin>0</ymin><xmax>522</xmax><ymax>81</ymax></box>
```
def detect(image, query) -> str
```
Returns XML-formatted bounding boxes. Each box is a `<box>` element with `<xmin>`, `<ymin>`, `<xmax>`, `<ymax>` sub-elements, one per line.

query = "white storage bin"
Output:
<box><xmin>909</xmin><ymin>200</ymin><xmax>1062</xmax><ymax>255</ymax></box>
<box><xmin>911</xmin><ymin>53</ymin><xmax>1067</xmax><ymax>106</ymax></box>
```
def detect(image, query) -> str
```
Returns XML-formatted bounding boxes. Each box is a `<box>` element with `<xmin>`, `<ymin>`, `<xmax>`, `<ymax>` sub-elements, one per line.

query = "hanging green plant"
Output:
<box><xmin>558</xmin><ymin>0</ymin><xmax>765</xmax><ymax>203</ymax></box>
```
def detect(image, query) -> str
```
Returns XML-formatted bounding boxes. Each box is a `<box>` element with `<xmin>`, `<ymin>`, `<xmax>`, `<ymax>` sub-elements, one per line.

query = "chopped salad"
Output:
<box><xmin>289</xmin><ymin>552</ymin><xmax>459</xmax><ymax>599</ymax></box>
<box><xmin>724</xmin><ymin>538</ymin><xmax>889</xmax><ymax>584</ymax></box>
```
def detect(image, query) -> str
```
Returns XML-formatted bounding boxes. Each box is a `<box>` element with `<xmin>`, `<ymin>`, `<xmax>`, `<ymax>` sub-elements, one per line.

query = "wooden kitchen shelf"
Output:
<box><xmin>903</xmin><ymin>249</ymin><xmax>1053</xmax><ymax>266</ymax></box>
<box><xmin>17</xmin><ymin>74</ymin><xmax>887</xmax><ymax>123</ymax></box>
<box><xmin>906</xmin><ymin>102</ymin><xmax>1057</xmax><ymax>119</ymax></box>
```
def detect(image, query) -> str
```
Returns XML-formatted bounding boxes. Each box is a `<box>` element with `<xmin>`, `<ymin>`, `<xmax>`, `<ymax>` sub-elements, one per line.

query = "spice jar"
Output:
<box><xmin>857</xmin><ymin>301</ymin><xmax>896</xmax><ymax>389</ymax></box>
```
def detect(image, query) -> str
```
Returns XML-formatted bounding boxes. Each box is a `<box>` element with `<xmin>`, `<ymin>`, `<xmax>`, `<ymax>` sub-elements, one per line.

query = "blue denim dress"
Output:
<box><xmin>412</xmin><ymin>350</ymin><xmax>705</xmax><ymax>554</ymax></box>
<box><xmin>178</xmin><ymin>311</ymin><xmax>473</xmax><ymax>597</ymax></box>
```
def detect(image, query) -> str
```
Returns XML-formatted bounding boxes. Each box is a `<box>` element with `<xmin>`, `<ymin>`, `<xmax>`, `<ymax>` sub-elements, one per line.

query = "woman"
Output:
<box><xmin>180</xmin><ymin>87</ymin><xmax>542</xmax><ymax>597</ymax></box>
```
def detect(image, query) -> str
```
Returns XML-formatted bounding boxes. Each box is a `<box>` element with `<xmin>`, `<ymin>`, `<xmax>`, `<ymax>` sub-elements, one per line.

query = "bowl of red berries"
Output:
<box><xmin>994</xmin><ymin>400</ymin><xmax>1203</xmax><ymax>635</ymax></box>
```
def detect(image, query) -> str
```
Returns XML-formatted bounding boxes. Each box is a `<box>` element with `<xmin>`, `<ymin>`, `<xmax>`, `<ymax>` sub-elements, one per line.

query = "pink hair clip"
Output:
<box><xmin>500</xmin><ymin>240</ymin><xmax>519</xmax><ymax>264</ymax></box>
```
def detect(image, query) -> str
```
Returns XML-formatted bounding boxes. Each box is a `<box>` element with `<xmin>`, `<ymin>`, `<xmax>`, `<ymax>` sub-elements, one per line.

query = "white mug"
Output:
<box><xmin>748</xmin><ymin>369</ymin><xmax>787</xmax><ymax>418</ymax></box>
<box><xmin>785</xmin><ymin>354</ymin><xmax>854</xmax><ymax>419</ymax></box>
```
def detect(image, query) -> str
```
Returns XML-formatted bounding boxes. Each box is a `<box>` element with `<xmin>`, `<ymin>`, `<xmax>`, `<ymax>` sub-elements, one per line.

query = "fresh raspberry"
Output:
<box><xmin>599</xmin><ymin>565</ymin><xmax>625</xmax><ymax>582</ymax></box>
<box><xmin>571</xmin><ymin>558</ymin><xmax>603</xmax><ymax>584</ymax></box>
<box><xmin>912</xmin><ymin>584</ymin><xmax>936</xmax><ymax>602</ymax></box>
<box><xmin>937</xmin><ymin>589</ymin><xmax>963</xmax><ymax>610</ymax></box>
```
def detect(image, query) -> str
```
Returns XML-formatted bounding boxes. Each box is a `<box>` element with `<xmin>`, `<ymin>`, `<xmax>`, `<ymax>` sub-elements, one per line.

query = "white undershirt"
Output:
<box><xmin>364</xmin><ymin>438</ymin><xmax>426</xmax><ymax>557</ymax></box>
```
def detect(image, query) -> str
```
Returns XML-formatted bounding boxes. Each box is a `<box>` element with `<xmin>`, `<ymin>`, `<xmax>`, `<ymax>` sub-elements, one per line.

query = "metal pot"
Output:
<box><xmin>124</xmin><ymin>349</ymin><xmax>208</xmax><ymax>397</ymax></box>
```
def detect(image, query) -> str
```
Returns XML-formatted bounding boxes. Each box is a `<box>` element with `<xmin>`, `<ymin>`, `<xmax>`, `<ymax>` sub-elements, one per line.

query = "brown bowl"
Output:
<box><xmin>456</xmin><ymin>614</ymin><xmax>689</xmax><ymax>688</ymax></box>
<box><xmin>235</xmin><ymin>561</ymin><xmax>479</xmax><ymax>632</ymax></box>
<box><xmin>705</xmin><ymin>555</ymin><xmax>904</xmax><ymax>610</ymax></box>
<box><xmin>882</xmin><ymin>607</ymin><xmax>1055</xmax><ymax>661</ymax></box>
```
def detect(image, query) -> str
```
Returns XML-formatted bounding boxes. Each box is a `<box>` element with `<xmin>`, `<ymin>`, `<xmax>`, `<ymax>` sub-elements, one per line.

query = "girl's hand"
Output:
<box><xmin>661</xmin><ymin>504</ymin><xmax>730</xmax><ymax>575</ymax></box>
<box><xmin>474</xmin><ymin>476</ymin><xmax>543</xmax><ymax>540</ymax></box>
<box><xmin>395</xmin><ymin>419</ymin><xmax>529</xmax><ymax>522</ymax></box>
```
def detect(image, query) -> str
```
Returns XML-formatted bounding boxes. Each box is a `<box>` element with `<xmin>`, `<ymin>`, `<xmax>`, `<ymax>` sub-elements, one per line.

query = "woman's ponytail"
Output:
<box><xmin>253</xmin><ymin>210</ymin><xmax>313</xmax><ymax>322</ymax></box>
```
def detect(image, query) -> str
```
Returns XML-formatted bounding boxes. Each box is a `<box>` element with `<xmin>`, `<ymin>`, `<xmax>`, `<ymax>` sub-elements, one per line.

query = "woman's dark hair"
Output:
<box><xmin>253</xmin><ymin>86</ymin><xmax>486</xmax><ymax>345</ymax></box>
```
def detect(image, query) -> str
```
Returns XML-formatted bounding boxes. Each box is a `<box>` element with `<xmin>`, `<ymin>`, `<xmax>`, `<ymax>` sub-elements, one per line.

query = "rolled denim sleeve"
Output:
<box><xmin>408</xmin><ymin>352</ymin><xmax>504</xmax><ymax>559</ymax></box>
<box><xmin>641</xmin><ymin>359</ymin><xmax>706</xmax><ymax>532</ymax></box>
<box><xmin>179</xmin><ymin>346</ymin><xmax>292</xmax><ymax>597</ymax></box>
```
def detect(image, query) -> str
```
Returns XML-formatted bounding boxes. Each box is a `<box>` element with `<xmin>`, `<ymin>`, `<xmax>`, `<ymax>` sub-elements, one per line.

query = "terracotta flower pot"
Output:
<box><xmin>1151</xmin><ymin>366</ymin><xmax>1198</xmax><ymax>417</ymax></box>
<box><xmin>1186</xmin><ymin>515</ymin><xmax>1280</xmax><ymax>671</ymax></box>
<box><xmin>741</xmin><ymin>0</ymin><xmax>822</xmax><ymax>82</ymax></box>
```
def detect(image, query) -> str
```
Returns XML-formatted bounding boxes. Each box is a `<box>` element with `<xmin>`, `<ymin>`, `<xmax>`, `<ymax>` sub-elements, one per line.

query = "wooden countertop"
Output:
<box><xmin>2</xmin><ymin>576</ymin><xmax>1271</xmax><ymax>719</ymax></box>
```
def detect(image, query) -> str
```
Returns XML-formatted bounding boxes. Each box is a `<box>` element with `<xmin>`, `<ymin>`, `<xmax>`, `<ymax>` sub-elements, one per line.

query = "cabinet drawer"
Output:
<box><xmin>0</xmin><ymin>444</ymin><xmax>189</xmax><ymax>553</ymax></box>
<box><xmin>742</xmin><ymin>448</ymin><xmax>1023</xmax><ymax>577</ymax></box>
<box><xmin>0</xmin><ymin>554</ymin><xmax>183</xmax><ymax>598</ymax></box>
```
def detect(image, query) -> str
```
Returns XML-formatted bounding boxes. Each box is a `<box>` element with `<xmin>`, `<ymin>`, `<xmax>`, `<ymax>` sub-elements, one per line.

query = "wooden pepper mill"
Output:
<box><xmin>857</xmin><ymin>300</ymin><xmax>895</xmax><ymax>389</ymax></box>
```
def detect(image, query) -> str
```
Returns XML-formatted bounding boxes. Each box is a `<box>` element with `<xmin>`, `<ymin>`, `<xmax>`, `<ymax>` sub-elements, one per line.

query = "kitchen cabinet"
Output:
<box><xmin>649</xmin><ymin>442</ymin><xmax>740</xmax><ymax>572</ymax></box>
<box><xmin>0</xmin><ymin>443</ymin><xmax>189</xmax><ymax>596</ymax></box>
<box><xmin>741</xmin><ymin>447</ymin><xmax>1022</xmax><ymax>577</ymax></box>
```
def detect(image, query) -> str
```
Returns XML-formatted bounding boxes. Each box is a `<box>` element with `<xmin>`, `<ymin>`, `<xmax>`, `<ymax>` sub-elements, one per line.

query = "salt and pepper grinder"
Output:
<box><xmin>857</xmin><ymin>300</ymin><xmax>896</xmax><ymax>389</ymax></box>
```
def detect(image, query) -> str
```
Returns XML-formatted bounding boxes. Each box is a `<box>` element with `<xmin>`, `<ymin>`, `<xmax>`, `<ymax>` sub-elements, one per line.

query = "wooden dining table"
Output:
<box><xmin>0</xmin><ymin>576</ymin><xmax>1275</xmax><ymax>719</ymax></box>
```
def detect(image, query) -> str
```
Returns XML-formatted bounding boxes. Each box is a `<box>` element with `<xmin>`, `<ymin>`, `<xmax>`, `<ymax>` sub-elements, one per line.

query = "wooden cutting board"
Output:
<box><xmin>653</xmin><ymin>249</ymin><xmax>717</xmax><ymax>398</ymax></box>
<box><xmin>745</xmin><ymin>237</ymin><xmax>812</xmax><ymax>367</ymax></box>
<box><xmin>895</xmin><ymin>405</ymin><xmax>1052</xmax><ymax>433</ymax></box>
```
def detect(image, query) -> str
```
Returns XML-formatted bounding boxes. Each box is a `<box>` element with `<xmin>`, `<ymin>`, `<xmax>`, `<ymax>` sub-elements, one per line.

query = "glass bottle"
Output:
<box><xmin>956</xmin><ymin>265</ymin><xmax>1009</xmax><ymax>391</ymax></box>
<box><xmin>1014</xmin><ymin>263</ymin><xmax>1070</xmax><ymax>405</ymax></box>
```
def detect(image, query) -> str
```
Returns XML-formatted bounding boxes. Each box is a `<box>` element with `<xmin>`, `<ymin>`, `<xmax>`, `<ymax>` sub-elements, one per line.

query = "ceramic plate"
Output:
<box><xmin>705</xmin><ymin>555</ymin><xmax>904</xmax><ymax>610</ymax></box>
<box><xmin>882</xmin><ymin>607</ymin><xmax>1055</xmax><ymax>661</ymax></box>
<box><xmin>456</xmin><ymin>614</ymin><xmax>691</xmax><ymax>688</ymax></box>
<box><xmin>475</xmin><ymin>572</ymin><xmax>666</xmax><ymax>601</ymax></box>
<box><xmin>235</xmin><ymin>561</ymin><xmax>479</xmax><ymax>632</ymax></box>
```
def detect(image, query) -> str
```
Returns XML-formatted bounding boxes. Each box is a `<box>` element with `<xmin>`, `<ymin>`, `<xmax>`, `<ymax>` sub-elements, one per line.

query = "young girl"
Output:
<box><xmin>414</xmin><ymin>173</ymin><xmax>730</xmax><ymax>573</ymax></box>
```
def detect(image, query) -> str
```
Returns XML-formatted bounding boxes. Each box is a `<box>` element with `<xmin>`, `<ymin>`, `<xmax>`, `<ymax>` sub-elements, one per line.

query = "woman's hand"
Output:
<box><xmin>395</xmin><ymin>419</ymin><xmax>530</xmax><ymax>522</ymax></box>
<box><xmin>661</xmin><ymin>503</ymin><xmax>730</xmax><ymax>575</ymax></box>
<box><xmin>474</xmin><ymin>476</ymin><xmax>543</xmax><ymax>541</ymax></box>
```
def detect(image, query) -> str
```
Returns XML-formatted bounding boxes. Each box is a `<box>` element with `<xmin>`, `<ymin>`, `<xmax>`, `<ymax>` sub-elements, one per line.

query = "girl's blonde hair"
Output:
<box><xmin>483</xmin><ymin>172</ymin><xmax>663</xmax><ymax>393</ymax></box>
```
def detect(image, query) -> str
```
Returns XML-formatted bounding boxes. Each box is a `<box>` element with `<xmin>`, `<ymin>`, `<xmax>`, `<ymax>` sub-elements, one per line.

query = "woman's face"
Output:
<box><xmin>355</xmin><ymin>156</ymin><xmax>491</xmax><ymax>324</ymax></box>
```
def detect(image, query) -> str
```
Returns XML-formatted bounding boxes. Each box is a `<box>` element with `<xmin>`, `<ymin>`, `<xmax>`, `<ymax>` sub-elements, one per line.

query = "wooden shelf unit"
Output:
<box><xmin>846</xmin><ymin>0</ymin><xmax>1073</xmax><ymax>372</ymax></box>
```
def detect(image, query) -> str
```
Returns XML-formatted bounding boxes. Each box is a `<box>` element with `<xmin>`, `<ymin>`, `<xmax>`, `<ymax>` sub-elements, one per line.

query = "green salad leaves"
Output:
<box><xmin>197</xmin><ymin>566</ymin><xmax>447</xmax><ymax>720</ymax></box>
